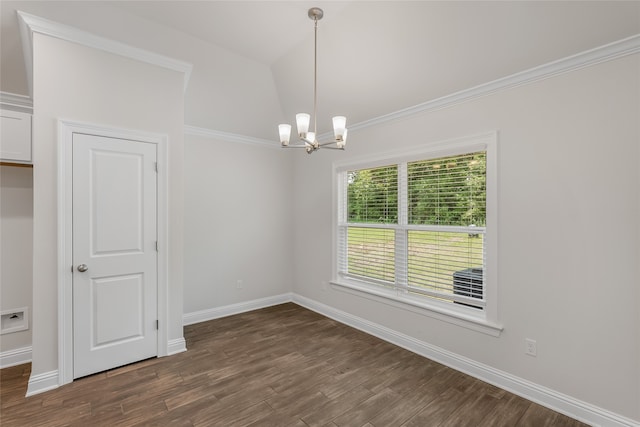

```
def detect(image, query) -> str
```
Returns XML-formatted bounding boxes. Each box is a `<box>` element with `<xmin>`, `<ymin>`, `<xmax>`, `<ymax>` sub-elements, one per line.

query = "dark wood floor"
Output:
<box><xmin>1</xmin><ymin>303</ymin><xmax>588</xmax><ymax>426</ymax></box>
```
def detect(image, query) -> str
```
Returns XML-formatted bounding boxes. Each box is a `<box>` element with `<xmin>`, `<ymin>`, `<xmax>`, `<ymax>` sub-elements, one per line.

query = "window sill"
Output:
<box><xmin>330</xmin><ymin>279</ymin><xmax>503</xmax><ymax>337</ymax></box>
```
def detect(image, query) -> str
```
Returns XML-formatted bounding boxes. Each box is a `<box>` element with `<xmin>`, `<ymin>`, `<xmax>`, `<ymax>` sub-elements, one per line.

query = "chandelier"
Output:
<box><xmin>278</xmin><ymin>7</ymin><xmax>347</xmax><ymax>154</ymax></box>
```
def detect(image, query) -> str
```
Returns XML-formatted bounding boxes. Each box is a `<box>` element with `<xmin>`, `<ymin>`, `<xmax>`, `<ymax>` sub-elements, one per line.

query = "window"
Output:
<box><xmin>335</xmin><ymin>133</ymin><xmax>498</xmax><ymax>331</ymax></box>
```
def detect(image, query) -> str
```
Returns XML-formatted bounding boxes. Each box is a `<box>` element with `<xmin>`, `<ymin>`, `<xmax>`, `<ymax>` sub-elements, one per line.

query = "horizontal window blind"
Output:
<box><xmin>347</xmin><ymin>165</ymin><xmax>398</xmax><ymax>224</ymax></box>
<box><xmin>337</xmin><ymin>149</ymin><xmax>488</xmax><ymax>311</ymax></box>
<box><xmin>346</xmin><ymin>227</ymin><xmax>395</xmax><ymax>283</ymax></box>
<box><xmin>407</xmin><ymin>230</ymin><xmax>485</xmax><ymax>307</ymax></box>
<box><xmin>408</xmin><ymin>152</ymin><xmax>486</xmax><ymax>227</ymax></box>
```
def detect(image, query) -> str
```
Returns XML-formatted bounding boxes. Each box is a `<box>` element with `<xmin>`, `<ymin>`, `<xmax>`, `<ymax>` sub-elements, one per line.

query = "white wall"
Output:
<box><xmin>183</xmin><ymin>135</ymin><xmax>293</xmax><ymax>314</ymax></box>
<box><xmin>292</xmin><ymin>54</ymin><xmax>640</xmax><ymax>421</ymax></box>
<box><xmin>2</xmin><ymin>3</ymin><xmax>637</xmax><ymax>423</ymax></box>
<box><xmin>0</xmin><ymin>1</ymin><xmax>283</xmax><ymax>139</ymax></box>
<box><xmin>0</xmin><ymin>166</ymin><xmax>32</xmax><ymax>353</ymax></box>
<box><xmin>30</xmin><ymin>34</ymin><xmax>185</xmax><ymax>376</ymax></box>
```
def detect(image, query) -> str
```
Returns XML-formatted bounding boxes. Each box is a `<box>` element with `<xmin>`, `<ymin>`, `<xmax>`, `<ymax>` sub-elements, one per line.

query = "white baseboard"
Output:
<box><xmin>183</xmin><ymin>293</ymin><xmax>293</xmax><ymax>326</ymax></box>
<box><xmin>292</xmin><ymin>294</ymin><xmax>640</xmax><ymax>427</ymax></box>
<box><xmin>0</xmin><ymin>346</ymin><xmax>32</xmax><ymax>369</ymax></box>
<box><xmin>26</xmin><ymin>370</ymin><xmax>59</xmax><ymax>396</ymax></box>
<box><xmin>167</xmin><ymin>338</ymin><xmax>187</xmax><ymax>356</ymax></box>
<box><xmin>5</xmin><ymin>294</ymin><xmax>637</xmax><ymax>424</ymax></box>
<box><xmin>23</xmin><ymin>340</ymin><xmax>186</xmax><ymax>397</ymax></box>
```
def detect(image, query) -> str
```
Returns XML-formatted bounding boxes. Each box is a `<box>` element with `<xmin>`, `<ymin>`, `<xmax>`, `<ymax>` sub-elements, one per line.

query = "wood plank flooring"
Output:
<box><xmin>1</xmin><ymin>303</ymin><xmax>588</xmax><ymax>426</ymax></box>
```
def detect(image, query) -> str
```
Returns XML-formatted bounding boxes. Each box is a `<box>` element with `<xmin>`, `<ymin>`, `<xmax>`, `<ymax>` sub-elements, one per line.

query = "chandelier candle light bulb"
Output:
<box><xmin>296</xmin><ymin>113</ymin><xmax>310</xmax><ymax>138</ymax></box>
<box><xmin>333</xmin><ymin>116</ymin><xmax>346</xmax><ymax>141</ymax></box>
<box><xmin>279</xmin><ymin>124</ymin><xmax>291</xmax><ymax>146</ymax></box>
<box><xmin>277</xmin><ymin>7</ymin><xmax>348</xmax><ymax>154</ymax></box>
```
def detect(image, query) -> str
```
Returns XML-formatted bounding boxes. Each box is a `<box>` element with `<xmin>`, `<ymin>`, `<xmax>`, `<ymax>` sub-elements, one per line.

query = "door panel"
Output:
<box><xmin>91</xmin><ymin>150</ymin><xmax>145</xmax><ymax>255</ymax></box>
<box><xmin>92</xmin><ymin>274</ymin><xmax>144</xmax><ymax>348</ymax></box>
<box><xmin>73</xmin><ymin>133</ymin><xmax>158</xmax><ymax>379</ymax></box>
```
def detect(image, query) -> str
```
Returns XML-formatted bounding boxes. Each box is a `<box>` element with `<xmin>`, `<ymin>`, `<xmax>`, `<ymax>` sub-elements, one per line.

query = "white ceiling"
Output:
<box><xmin>110</xmin><ymin>1</ymin><xmax>353</xmax><ymax>66</ymax></box>
<box><xmin>1</xmin><ymin>1</ymin><xmax>639</xmax><ymax>140</ymax></box>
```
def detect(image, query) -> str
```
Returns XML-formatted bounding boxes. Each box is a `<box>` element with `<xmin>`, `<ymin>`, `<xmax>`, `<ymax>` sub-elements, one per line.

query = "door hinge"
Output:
<box><xmin>154</xmin><ymin>162</ymin><xmax>158</xmax><ymax>173</ymax></box>
<box><xmin>155</xmin><ymin>241</ymin><xmax>158</xmax><ymax>252</ymax></box>
<box><xmin>155</xmin><ymin>320</ymin><xmax>159</xmax><ymax>330</ymax></box>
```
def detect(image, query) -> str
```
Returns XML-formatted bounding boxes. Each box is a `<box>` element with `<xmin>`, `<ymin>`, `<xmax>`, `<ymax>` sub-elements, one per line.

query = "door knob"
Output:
<box><xmin>77</xmin><ymin>264</ymin><xmax>89</xmax><ymax>272</ymax></box>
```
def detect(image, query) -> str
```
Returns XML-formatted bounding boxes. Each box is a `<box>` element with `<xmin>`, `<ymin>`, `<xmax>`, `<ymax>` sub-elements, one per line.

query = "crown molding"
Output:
<box><xmin>340</xmin><ymin>33</ymin><xmax>640</xmax><ymax>136</ymax></box>
<box><xmin>184</xmin><ymin>125</ymin><xmax>280</xmax><ymax>149</ymax></box>
<box><xmin>0</xmin><ymin>91</ymin><xmax>33</xmax><ymax>113</ymax></box>
<box><xmin>16</xmin><ymin>10</ymin><xmax>193</xmax><ymax>97</ymax></box>
<box><xmin>186</xmin><ymin>33</ymin><xmax>640</xmax><ymax>146</ymax></box>
<box><xmin>10</xmin><ymin>9</ymin><xmax>638</xmax><ymax>147</ymax></box>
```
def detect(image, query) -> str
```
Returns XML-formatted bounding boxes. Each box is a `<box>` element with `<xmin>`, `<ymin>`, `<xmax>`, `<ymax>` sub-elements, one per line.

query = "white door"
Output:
<box><xmin>72</xmin><ymin>133</ymin><xmax>158</xmax><ymax>378</ymax></box>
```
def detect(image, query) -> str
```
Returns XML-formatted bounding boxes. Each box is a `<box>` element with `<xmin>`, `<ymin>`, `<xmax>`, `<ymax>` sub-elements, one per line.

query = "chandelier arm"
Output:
<box><xmin>283</xmin><ymin>136</ymin><xmax>314</xmax><ymax>148</ymax></box>
<box><xmin>282</xmin><ymin>144</ymin><xmax>310</xmax><ymax>149</ymax></box>
<box><xmin>316</xmin><ymin>140</ymin><xmax>341</xmax><ymax>147</ymax></box>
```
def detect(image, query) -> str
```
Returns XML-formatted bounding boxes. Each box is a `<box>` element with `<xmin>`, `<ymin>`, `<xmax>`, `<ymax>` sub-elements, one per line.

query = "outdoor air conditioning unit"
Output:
<box><xmin>453</xmin><ymin>268</ymin><xmax>483</xmax><ymax>309</ymax></box>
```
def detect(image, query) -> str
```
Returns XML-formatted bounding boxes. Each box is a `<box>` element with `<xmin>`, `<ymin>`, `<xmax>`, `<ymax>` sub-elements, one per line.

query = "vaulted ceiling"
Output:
<box><xmin>1</xmin><ymin>1</ymin><xmax>639</xmax><ymax>141</ymax></box>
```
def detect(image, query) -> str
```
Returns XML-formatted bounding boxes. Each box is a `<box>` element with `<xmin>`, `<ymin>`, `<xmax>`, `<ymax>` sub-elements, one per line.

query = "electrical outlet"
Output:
<box><xmin>525</xmin><ymin>338</ymin><xmax>537</xmax><ymax>357</ymax></box>
<box><xmin>236</xmin><ymin>279</ymin><xmax>243</xmax><ymax>289</ymax></box>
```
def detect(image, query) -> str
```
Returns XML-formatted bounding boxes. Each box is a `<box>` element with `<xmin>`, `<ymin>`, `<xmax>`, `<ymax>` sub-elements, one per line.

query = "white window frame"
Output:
<box><xmin>332</xmin><ymin>132</ymin><xmax>502</xmax><ymax>336</ymax></box>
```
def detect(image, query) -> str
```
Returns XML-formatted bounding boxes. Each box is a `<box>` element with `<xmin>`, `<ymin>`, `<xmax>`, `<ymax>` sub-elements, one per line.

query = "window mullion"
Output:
<box><xmin>398</xmin><ymin>162</ymin><xmax>408</xmax><ymax>226</ymax></box>
<box><xmin>395</xmin><ymin>163</ymin><xmax>408</xmax><ymax>291</ymax></box>
<box><xmin>337</xmin><ymin>171</ymin><xmax>348</xmax><ymax>275</ymax></box>
<box><xmin>337</xmin><ymin>171</ymin><xmax>347</xmax><ymax>223</ymax></box>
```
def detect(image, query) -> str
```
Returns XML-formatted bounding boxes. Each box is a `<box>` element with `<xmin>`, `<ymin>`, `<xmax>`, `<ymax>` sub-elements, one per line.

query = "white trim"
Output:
<box><xmin>0</xmin><ymin>346</ymin><xmax>32</xmax><ymax>369</ymax></box>
<box><xmin>196</xmin><ymin>33</ymin><xmax>638</xmax><ymax>142</ymax></box>
<box><xmin>167</xmin><ymin>338</ymin><xmax>187</xmax><ymax>356</ymax></box>
<box><xmin>19</xmin><ymin>293</ymin><xmax>640</xmax><ymax>424</ymax></box>
<box><xmin>26</xmin><ymin>370</ymin><xmax>58</xmax><ymax>396</ymax></box>
<box><xmin>330</xmin><ymin>280</ymin><xmax>502</xmax><ymax>337</ymax></box>
<box><xmin>183</xmin><ymin>293</ymin><xmax>293</xmax><ymax>326</ymax></box>
<box><xmin>183</xmin><ymin>35</ymin><xmax>640</xmax><ymax>146</ymax></box>
<box><xmin>16</xmin><ymin>10</ymin><xmax>193</xmax><ymax>96</ymax></box>
<box><xmin>333</xmin><ymin>131</ymin><xmax>496</xmax><ymax>171</ymax></box>
<box><xmin>0</xmin><ymin>91</ymin><xmax>33</xmax><ymax>113</ymax></box>
<box><xmin>184</xmin><ymin>125</ymin><xmax>279</xmax><ymax>149</ymax></box>
<box><xmin>322</xmin><ymin>33</ymin><xmax>640</xmax><ymax>140</ymax></box>
<box><xmin>57</xmin><ymin>120</ymin><xmax>171</xmax><ymax>385</ymax></box>
<box><xmin>9</xmin><ymin>13</ymin><xmax>639</xmax><ymax>145</ymax></box>
<box><xmin>332</xmin><ymin>132</ymin><xmax>500</xmax><ymax>334</ymax></box>
<box><xmin>291</xmin><ymin>294</ymin><xmax>639</xmax><ymax>427</ymax></box>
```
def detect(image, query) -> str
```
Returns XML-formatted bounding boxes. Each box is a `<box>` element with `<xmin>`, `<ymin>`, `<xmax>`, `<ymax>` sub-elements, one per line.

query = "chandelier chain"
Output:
<box><xmin>313</xmin><ymin>15</ymin><xmax>318</xmax><ymax>136</ymax></box>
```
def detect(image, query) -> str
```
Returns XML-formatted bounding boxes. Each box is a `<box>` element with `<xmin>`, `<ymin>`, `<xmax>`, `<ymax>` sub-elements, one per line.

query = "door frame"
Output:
<box><xmin>57</xmin><ymin>119</ymin><xmax>169</xmax><ymax>386</ymax></box>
